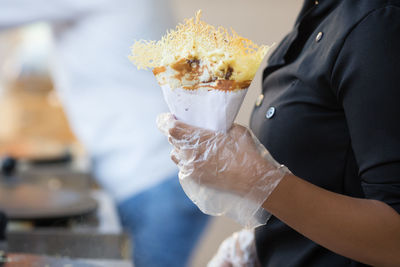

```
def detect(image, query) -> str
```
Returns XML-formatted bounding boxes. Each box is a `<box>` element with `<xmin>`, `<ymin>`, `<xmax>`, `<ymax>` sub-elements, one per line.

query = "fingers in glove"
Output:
<box><xmin>156</xmin><ymin>113</ymin><xmax>176</xmax><ymax>136</ymax></box>
<box><xmin>170</xmin><ymin>149</ymin><xmax>180</xmax><ymax>165</ymax></box>
<box><xmin>170</xmin><ymin>149</ymin><xmax>197</xmax><ymax>170</ymax></box>
<box><xmin>208</xmin><ymin>229</ymin><xmax>260</xmax><ymax>267</ymax></box>
<box><xmin>169</xmin><ymin>121</ymin><xmax>217</xmax><ymax>145</ymax></box>
<box><xmin>168</xmin><ymin>120</ymin><xmax>196</xmax><ymax>138</ymax></box>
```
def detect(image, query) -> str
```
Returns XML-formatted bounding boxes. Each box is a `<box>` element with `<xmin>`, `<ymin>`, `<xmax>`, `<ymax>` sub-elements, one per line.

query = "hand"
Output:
<box><xmin>208</xmin><ymin>229</ymin><xmax>260</xmax><ymax>267</ymax></box>
<box><xmin>157</xmin><ymin>113</ymin><xmax>289</xmax><ymax>227</ymax></box>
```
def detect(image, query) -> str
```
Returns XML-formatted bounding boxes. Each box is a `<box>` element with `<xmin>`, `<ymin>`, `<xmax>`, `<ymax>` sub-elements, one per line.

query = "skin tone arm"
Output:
<box><xmin>263</xmin><ymin>172</ymin><xmax>400</xmax><ymax>267</ymax></box>
<box><xmin>160</xmin><ymin>115</ymin><xmax>400</xmax><ymax>267</ymax></box>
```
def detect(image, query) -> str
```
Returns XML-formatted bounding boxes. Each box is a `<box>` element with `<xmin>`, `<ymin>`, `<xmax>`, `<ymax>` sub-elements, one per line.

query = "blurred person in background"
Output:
<box><xmin>0</xmin><ymin>1</ymin><xmax>209</xmax><ymax>266</ymax></box>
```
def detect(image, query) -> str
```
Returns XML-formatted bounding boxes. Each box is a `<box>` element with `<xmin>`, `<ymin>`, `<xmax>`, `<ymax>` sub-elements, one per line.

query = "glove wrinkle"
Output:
<box><xmin>156</xmin><ymin>113</ymin><xmax>290</xmax><ymax>228</ymax></box>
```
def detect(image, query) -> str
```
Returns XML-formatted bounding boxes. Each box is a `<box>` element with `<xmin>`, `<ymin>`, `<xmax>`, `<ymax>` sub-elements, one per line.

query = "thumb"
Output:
<box><xmin>156</xmin><ymin>113</ymin><xmax>176</xmax><ymax>136</ymax></box>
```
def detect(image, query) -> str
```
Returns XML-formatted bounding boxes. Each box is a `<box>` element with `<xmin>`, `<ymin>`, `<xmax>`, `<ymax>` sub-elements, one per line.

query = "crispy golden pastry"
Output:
<box><xmin>130</xmin><ymin>10</ymin><xmax>271</xmax><ymax>91</ymax></box>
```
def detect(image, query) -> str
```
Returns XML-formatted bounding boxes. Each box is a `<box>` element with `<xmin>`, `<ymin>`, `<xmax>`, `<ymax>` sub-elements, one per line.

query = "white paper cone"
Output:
<box><xmin>161</xmin><ymin>84</ymin><xmax>248</xmax><ymax>132</ymax></box>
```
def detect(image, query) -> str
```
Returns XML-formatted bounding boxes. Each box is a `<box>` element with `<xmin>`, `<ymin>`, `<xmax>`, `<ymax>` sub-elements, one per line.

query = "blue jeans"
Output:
<box><xmin>117</xmin><ymin>175</ymin><xmax>210</xmax><ymax>267</ymax></box>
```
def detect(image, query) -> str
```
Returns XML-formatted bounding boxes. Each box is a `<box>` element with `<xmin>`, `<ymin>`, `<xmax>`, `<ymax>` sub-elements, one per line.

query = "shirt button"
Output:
<box><xmin>266</xmin><ymin>107</ymin><xmax>275</xmax><ymax>119</ymax></box>
<box><xmin>255</xmin><ymin>94</ymin><xmax>264</xmax><ymax>106</ymax></box>
<box><xmin>316</xmin><ymin>32</ymin><xmax>323</xmax><ymax>42</ymax></box>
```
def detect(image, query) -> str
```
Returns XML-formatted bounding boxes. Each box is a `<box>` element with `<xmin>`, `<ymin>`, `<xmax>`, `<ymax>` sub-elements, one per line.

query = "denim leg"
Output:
<box><xmin>118</xmin><ymin>175</ymin><xmax>210</xmax><ymax>267</ymax></box>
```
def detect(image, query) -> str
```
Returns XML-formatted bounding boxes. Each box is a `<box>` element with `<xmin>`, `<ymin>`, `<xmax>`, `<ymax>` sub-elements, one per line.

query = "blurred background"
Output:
<box><xmin>0</xmin><ymin>1</ymin><xmax>302</xmax><ymax>266</ymax></box>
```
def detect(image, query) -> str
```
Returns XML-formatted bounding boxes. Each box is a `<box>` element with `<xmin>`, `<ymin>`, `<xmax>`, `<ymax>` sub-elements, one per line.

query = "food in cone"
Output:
<box><xmin>129</xmin><ymin>10</ymin><xmax>272</xmax><ymax>131</ymax></box>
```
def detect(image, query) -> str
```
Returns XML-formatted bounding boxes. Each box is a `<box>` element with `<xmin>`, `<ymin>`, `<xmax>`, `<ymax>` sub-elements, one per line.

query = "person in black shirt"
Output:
<box><xmin>158</xmin><ymin>0</ymin><xmax>400</xmax><ymax>266</ymax></box>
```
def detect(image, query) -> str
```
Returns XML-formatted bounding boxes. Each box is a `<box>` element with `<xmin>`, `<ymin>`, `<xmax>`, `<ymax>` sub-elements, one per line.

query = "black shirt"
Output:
<box><xmin>250</xmin><ymin>0</ymin><xmax>400</xmax><ymax>266</ymax></box>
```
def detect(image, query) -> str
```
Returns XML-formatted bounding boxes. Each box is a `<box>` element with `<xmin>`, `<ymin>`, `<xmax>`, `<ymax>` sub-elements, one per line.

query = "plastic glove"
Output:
<box><xmin>157</xmin><ymin>113</ymin><xmax>289</xmax><ymax>227</ymax></box>
<box><xmin>208</xmin><ymin>229</ymin><xmax>260</xmax><ymax>267</ymax></box>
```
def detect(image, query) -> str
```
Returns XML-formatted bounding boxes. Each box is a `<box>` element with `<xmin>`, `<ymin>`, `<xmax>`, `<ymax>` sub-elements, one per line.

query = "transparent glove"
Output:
<box><xmin>157</xmin><ymin>113</ymin><xmax>289</xmax><ymax>228</ymax></box>
<box><xmin>208</xmin><ymin>229</ymin><xmax>260</xmax><ymax>267</ymax></box>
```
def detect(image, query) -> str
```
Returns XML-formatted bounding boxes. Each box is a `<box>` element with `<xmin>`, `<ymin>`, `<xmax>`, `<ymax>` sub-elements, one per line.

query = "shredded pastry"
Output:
<box><xmin>130</xmin><ymin>10</ymin><xmax>271</xmax><ymax>90</ymax></box>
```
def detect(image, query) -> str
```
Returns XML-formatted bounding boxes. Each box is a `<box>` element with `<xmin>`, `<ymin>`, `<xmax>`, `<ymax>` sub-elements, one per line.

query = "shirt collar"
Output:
<box><xmin>296</xmin><ymin>0</ymin><xmax>342</xmax><ymax>25</ymax></box>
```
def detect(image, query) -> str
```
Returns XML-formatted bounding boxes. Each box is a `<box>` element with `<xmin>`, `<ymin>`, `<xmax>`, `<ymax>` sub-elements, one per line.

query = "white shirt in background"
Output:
<box><xmin>0</xmin><ymin>0</ymin><xmax>178</xmax><ymax>202</ymax></box>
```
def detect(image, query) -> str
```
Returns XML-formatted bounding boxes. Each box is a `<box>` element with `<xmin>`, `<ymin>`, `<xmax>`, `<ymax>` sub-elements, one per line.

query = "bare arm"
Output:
<box><xmin>263</xmin><ymin>173</ymin><xmax>400</xmax><ymax>266</ymax></box>
<box><xmin>261</xmin><ymin>7</ymin><xmax>400</xmax><ymax>266</ymax></box>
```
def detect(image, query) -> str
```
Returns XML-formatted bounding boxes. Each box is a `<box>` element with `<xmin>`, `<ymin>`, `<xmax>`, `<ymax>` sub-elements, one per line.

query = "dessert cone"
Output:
<box><xmin>160</xmin><ymin>83</ymin><xmax>247</xmax><ymax>132</ymax></box>
<box><xmin>130</xmin><ymin>10</ymin><xmax>272</xmax><ymax>131</ymax></box>
<box><xmin>129</xmin><ymin>10</ymin><xmax>274</xmax><ymax>226</ymax></box>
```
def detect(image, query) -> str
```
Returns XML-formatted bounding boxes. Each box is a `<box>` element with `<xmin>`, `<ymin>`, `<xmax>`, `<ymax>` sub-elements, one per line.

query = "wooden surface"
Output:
<box><xmin>0</xmin><ymin>75</ymin><xmax>78</xmax><ymax>159</ymax></box>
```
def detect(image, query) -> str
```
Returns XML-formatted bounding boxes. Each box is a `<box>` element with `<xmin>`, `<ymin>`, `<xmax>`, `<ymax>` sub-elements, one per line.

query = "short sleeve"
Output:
<box><xmin>331</xmin><ymin>6</ymin><xmax>400</xmax><ymax>213</ymax></box>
